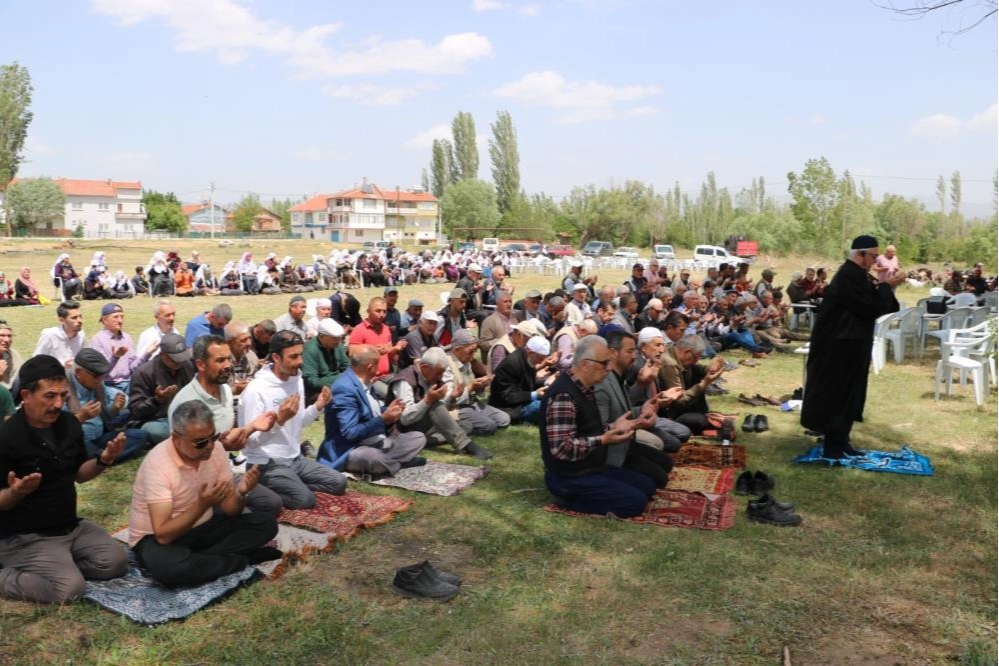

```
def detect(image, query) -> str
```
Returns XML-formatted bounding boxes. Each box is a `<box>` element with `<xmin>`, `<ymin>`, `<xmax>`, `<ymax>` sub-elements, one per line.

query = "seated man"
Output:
<box><xmin>33</xmin><ymin>301</ymin><xmax>86</xmax><ymax>368</ymax></box>
<box><xmin>659</xmin><ymin>334</ymin><xmax>726</xmax><ymax>435</ymax></box>
<box><xmin>322</xmin><ymin>345</ymin><xmax>426</xmax><ymax>475</ymax></box>
<box><xmin>348</xmin><ymin>297</ymin><xmax>408</xmax><ymax>379</ymax></box>
<box><xmin>88</xmin><ymin>303</ymin><xmax>145</xmax><ymax>393</ymax></box>
<box><xmin>487</xmin><ymin>320</ymin><xmax>541</xmax><ymax>373</ymax></box>
<box><xmin>302</xmin><ymin>319</ymin><xmax>349</xmax><ymax>405</ymax></box>
<box><xmin>184</xmin><ymin>304</ymin><xmax>233</xmax><ymax>348</ymax></box>
<box><xmin>239</xmin><ymin>331</ymin><xmax>346</xmax><ymax>509</ymax></box>
<box><xmin>128</xmin><ymin>334</ymin><xmax>197</xmax><ymax>444</ymax></box>
<box><xmin>488</xmin><ymin>335</ymin><xmax>552</xmax><ymax>425</ymax></box>
<box><xmin>0</xmin><ymin>355</ymin><xmax>128</xmax><ymax>603</ymax></box>
<box><xmin>541</xmin><ymin>336</ymin><xmax>656</xmax><ymax>517</ymax></box>
<box><xmin>443</xmin><ymin>330</ymin><xmax>510</xmax><ymax>439</ymax></box>
<box><xmin>399</xmin><ymin>311</ymin><xmax>439</xmax><ymax>370</ymax></box>
<box><xmin>477</xmin><ymin>291</ymin><xmax>517</xmax><ymax>359</ymax></box>
<box><xmin>224</xmin><ymin>321</ymin><xmax>259</xmax><ymax>402</ymax></box>
<box><xmin>66</xmin><ymin>349</ymin><xmax>149</xmax><ymax>462</ymax></box>
<box><xmin>128</xmin><ymin>400</ymin><xmax>279</xmax><ymax>588</ymax></box>
<box><xmin>387</xmin><ymin>347</ymin><xmax>492</xmax><ymax>460</ymax></box>
<box><xmin>273</xmin><ymin>295</ymin><xmax>309</xmax><ymax>338</ymax></box>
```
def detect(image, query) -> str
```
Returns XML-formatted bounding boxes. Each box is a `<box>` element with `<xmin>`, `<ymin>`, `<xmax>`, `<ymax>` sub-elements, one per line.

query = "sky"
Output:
<box><xmin>4</xmin><ymin>0</ymin><xmax>997</xmax><ymax>214</ymax></box>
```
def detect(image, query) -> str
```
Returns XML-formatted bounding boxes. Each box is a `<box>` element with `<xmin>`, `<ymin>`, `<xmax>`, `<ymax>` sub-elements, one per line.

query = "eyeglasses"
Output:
<box><xmin>190</xmin><ymin>432</ymin><xmax>221</xmax><ymax>449</ymax></box>
<box><xmin>583</xmin><ymin>358</ymin><xmax>611</xmax><ymax>369</ymax></box>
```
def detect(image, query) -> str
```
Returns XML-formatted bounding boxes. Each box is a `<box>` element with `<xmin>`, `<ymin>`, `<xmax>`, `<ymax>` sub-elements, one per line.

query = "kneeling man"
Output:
<box><xmin>129</xmin><ymin>400</ymin><xmax>279</xmax><ymax>587</ymax></box>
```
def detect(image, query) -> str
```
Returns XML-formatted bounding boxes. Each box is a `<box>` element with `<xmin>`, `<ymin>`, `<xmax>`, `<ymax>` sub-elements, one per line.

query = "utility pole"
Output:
<box><xmin>209</xmin><ymin>182</ymin><xmax>216</xmax><ymax>239</ymax></box>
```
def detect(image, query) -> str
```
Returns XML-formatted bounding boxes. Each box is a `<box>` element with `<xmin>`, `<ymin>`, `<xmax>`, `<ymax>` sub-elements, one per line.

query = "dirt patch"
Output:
<box><xmin>797</xmin><ymin>626</ymin><xmax>939</xmax><ymax>666</ymax></box>
<box><xmin>619</xmin><ymin>614</ymin><xmax>734</xmax><ymax>662</ymax></box>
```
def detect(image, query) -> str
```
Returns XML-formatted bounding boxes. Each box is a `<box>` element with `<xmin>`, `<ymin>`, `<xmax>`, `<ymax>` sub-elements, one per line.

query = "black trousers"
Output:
<box><xmin>134</xmin><ymin>512</ymin><xmax>277</xmax><ymax>587</ymax></box>
<box><xmin>623</xmin><ymin>442</ymin><xmax>673</xmax><ymax>489</ymax></box>
<box><xmin>674</xmin><ymin>411</ymin><xmax>711</xmax><ymax>436</ymax></box>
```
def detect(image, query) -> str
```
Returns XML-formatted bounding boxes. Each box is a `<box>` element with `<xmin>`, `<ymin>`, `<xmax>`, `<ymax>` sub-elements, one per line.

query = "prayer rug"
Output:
<box><xmin>344</xmin><ymin>461</ymin><xmax>490</xmax><ymax>496</ymax></box>
<box><xmin>277</xmin><ymin>491</ymin><xmax>413</xmax><ymax>535</ymax></box>
<box><xmin>673</xmin><ymin>442</ymin><xmax>747</xmax><ymax>469</ymax></box>
<box><xmin>668</xmin><ymin>465</ymin><xmax>736</xmax><ymax>494</ymax></box>
<box><xmin>794</xmin><ymin>445</ymin><xmax>934</xmax><ymax>476</ymax></box>
<box><xmin>83</xmin><ymin>551</ymin><xmax>258</xmax><ymax>626</ymax></box>
<box><xmin>543</xmin><ymin>489</ymin><xmax>736</xmax><ymax>531</ymax></box>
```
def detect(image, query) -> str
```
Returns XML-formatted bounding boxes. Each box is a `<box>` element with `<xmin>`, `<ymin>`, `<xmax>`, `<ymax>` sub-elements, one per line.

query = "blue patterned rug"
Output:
<box><xmin>83</xmin><ymin>551</ymin><xmax>259</xmax><ymax>625</ymax></box>
<box><xmin>795</xmin><ymin>445</ymin><xmax>934</xmax><ymax>476</ymax></box>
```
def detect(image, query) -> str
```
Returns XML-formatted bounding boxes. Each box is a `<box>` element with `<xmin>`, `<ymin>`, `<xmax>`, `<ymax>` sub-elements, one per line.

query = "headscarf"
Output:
<box><xmin>0</xmin><ymin>272</ymin><xmax>9</xmax><ymax>296</ymax></box>
<box><xmin>18</xmin><ymin>267</ymin><xmax>38</xmax><ymax>294</ymax></box>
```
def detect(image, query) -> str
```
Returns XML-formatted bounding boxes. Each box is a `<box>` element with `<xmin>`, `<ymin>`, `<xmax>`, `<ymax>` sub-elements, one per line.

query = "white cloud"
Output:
<box><xmin>91</xmin><ymin>0</ymin><xmax>492</xmax><ymax>79</ymax></box>
<box><xmin>494</xmin><ymin>70</ymin><xmax>662</xmax><ymax>123</ymax></box>
<box><xmin>472</xmin><ymin>0</ymin><xmax>508</xmax><ymax>10</ymax></box>
<box><xmin>405</xmin><ymin>124</ymin><xmax>453</xmax><ymax>149</ymax></box>
<box><xmin>518</xmin><ymin>4</ymin><xmax>542</xmax><ymax>15</ymax></box>
<box><xmin>967</xmin><ymin>102</ymin><xmax>997</xmax><ymax>132</ymax></box>
<box><xmin>911</xmin><ymin>113</ymin><xmax>963</xmax><ymax>139</ymax></box>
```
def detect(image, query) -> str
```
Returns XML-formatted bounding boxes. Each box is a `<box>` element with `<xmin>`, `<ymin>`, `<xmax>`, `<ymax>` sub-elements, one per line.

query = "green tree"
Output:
<box><xmin>232</xmin><ymin>193</ymin><xmax>263</xmax><ymax>233</ymax></box>
<box><xmin>451</xmin><ymin>111</ymin><xmax>478</xmax><ymax>181</ymax></box>
<box><xmin>5</xmin><ymin>177</ymin><xmax>64</xmax><ymax>230</ymax></box>
<box><xmin>420</xmin><ymin>168</ymin><xmax>430</xmax><ymax>193</ymax></box>
<box><xmin>936</xmin><ymin>174</ymin><xmax>947</xmax><ymax>214</ymax></box>
<box><xmin>270</xmin><ymin>197</ymin><xmax>293</xmax><ymax>232</ymax></box>
<box><xmin>430</xmin><ymin>138</ymin><xmax>454</xmax><ymax>199</ymax></box>
<box><xmin>142</xmin><ymin>190</ymin><xmax>186</xmax><ymax>233</ymax></box>
<box><xmin>787</xmin><ymin>157</ymin><xmax>839</xmax><ymax>253</ymax></box>
<box><xmin>0</xmin><ymin>62</ymin><xmax>34</xmax><ymax>236</ymax></box>
<box><xmin>489</xmin><ymin>110</ymin><xmax>521</xmax><ymax>216</ymax></box>
<box><xmin>441</xmin><ymin>179</ymin><xmax>499</xmax><ymax>240</ymax></box>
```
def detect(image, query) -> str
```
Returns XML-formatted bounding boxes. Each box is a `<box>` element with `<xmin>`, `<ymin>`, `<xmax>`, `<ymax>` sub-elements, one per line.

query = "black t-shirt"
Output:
<box><xmin>0</xmin><ymin>410</ymin><xmax>87</xmax><ymax>537</ymax></box>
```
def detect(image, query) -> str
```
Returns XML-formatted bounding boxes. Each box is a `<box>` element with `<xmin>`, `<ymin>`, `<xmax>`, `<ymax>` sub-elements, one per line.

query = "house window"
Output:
<box><xmin>72</xmin><ymin>201</ymin><xmax>83</xmax><ymax>210</ymax></box>
<box><xmin>355</xmin><ymin>230</ymin><xmax>363</xmax><ymax>237</ymax></box>
<box><xmin>98</xmin><ymin>203</ymin><xmax>110</xmax><ymax>211</ymax></box>
<box><xmin>117</xmin><ymin>203</ymin><xmax>123</xmax><ymax>213</ymax></box>
<box><xmin>419</xmin><ymin>202</ymin><xmax>436</xmax><ymax>210</ymax></box>
<box><xmin>363</xmin><ymin>199</ymin><xmax>376</xmax><ymax>209</ymax></box>
<box><xmin>318</xmin><ymin>213</ymin><xmax>327</xmax><ymax>222</ymax></box>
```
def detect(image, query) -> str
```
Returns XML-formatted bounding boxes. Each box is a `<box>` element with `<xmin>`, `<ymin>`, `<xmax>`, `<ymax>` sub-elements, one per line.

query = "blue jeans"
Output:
<box><xmin>85</xmin><ymin>429</ymin><xmax>150</xmax><ymax>463</ymax></box>
<box><xmin>721</xmin><ymin>330</ymin><xmax>764</xmax><ymax>354</ymax></box>
<box><xmin>545</xmin><ymin>466</ymin><xmax>656</xmax><ymax>518</ymax></box>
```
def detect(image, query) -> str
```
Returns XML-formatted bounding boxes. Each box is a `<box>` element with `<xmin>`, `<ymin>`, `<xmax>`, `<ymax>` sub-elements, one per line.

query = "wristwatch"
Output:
<box><xmin>95</xmin><ymin>454</ymin><xmax>112</xmax><ymax>468</ymax></box>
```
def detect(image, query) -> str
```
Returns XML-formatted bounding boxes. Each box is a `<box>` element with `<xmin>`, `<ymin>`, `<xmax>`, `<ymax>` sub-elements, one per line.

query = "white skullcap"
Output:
<box><xmin>525</xmin><ymin>336</ymin><xmax>551</xmax><ymax>355</ymax></box>
<box><xmin>644</xmin><ymin>298</ymin><xmax>663</xmax><ymax>311</ymax></box>
<box><xmin>573</xmin><ymin>282</ymin><xmax>588</xmax><ymax>291</ymax></box>
<box><xmin>317</xmin><ymin>319</ymin><xmax>345</xmax><ymax>338</ymax></box>
<box><xmin>637</xmin><ymin>327</ymin><xmax>664</xmax><ymax>345</ymax></box>
<box><xmin>315</xmin><ymin>298</ymin><xmax>332</xmax><ymax>308</ymax></box>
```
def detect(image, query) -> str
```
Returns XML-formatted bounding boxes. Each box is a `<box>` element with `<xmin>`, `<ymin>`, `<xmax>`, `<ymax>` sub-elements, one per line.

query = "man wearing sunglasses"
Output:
<box><xmin>128</xmin><ymin>400</ymin><xmax>280</xmax><ymax>588</ymax></box>
<box><xmin>239</xmin><ymin>331</ymin><xmax>346</xmax><ymax>509</ymax></box>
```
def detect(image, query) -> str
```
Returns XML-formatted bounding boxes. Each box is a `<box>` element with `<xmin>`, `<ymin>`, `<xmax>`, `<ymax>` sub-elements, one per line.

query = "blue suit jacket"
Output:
<box><xmin>320</xmin><ymin>368</ymin><xmax>387</xmax><ymax>462</ymax></box>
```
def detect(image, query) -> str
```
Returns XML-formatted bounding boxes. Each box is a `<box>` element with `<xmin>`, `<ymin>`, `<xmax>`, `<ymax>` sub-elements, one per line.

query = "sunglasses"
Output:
<box><xmin>583</xmin><ymin>358</ymin><xmax>611</xmax><ymax>369</ymax></box>
<box><xmin>174</xmin><ymin>431</ymin><xmax>221</xmax><ymax>449</ymax></box>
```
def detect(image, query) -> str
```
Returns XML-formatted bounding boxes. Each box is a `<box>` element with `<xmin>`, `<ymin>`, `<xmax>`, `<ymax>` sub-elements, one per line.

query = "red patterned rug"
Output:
<box><xmin>544</xmin><ymin>489</ymin><xmax>737</xmax><ymax>531</ymax></box>
<box><xmin>277</xmin><ymin>491</ymin><xmax>413</xmax><ymax>538</ymax></box>
<box><xmin>668</xmin><ymin>466</ymin><xmax>737</xmax><ymax>494</ymax></box>
<box><xmin>673</xmin><ymin>442</ymin><xmax>747</xmax><ymax>469</ymax></box>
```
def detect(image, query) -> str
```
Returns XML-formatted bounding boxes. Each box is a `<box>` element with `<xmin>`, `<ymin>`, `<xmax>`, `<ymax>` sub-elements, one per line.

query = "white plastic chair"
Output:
<box><xmin>871</xmin><ymin>312</ymin><xmax>897</xmax><ymax>375</ymax></box>
<box><xmin>967</xmin><ymin>307</ymin><xmax>990</xmax><ymax>328</ymax></box>
<box><xmin>49</xmin><ymin>265</ymin><xmax>65</xmax><ymax>300</ymax></box>
<box><xmin>948</xmin><ymin>292</ymin><xmax>978</xmax><ymax>309</ymax></box>
<box><xmin>934</xmin><ymin>326</ymin><xmax>994</xmax><ymax>406</ymax></box>
<box><xmin>984</xmin><ymin>291</ymin><xmax>998</xmax><ymax>314</ymax></box>
<box><xmin>883</xmin><ymin>307</ymin><xmax>922</xmax><ymax>363</ymax></box>
<box><xmin>922</xmin><ymin>307</ymin><xmax>972</xmax><ymax>356</ymax></box>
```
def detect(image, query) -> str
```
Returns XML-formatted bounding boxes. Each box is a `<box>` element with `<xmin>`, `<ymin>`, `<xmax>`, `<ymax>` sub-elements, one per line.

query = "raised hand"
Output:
<box><xmin>154</xmin><ymin>385</ymin><xmax>178</xmax><ymax>403</ymax></box>
<box><xmin>450</xmin><ymin>382</ymin><xmax>466</xmax><ymax>400</ymax></box>
<box><xmin>76</xmin><ymin>400</ymin><xmax>102</xmax><ymax>422</ymax></box>
<box><xmin>220</xmin><ymin>428</ymin><xmax>249</xmax><ymax>451</ymax></box>
<box><xmin>112</xmin><ymin>345</ymin><xmax>128</xmax><ymax>359</ymax></box>
<box><xmin>199</xmin><ymin>478</ymin><xmax>232</xmax><ymax>507</ymax></box>
<box><xmin>315</xmin><ymin>385</ymin><xmax>332</xmax><ymax>411</ymax></box>
<box><xmin>7</xmin><ymin>471</ymin><xmax>42</xmax><ymax>497</ymax></box>
<box><xmin>250</xmin><ymin>411</ymin><xmax>278</xmax><ymax>433</ymax></box>
<box><xmin>237</xmin><ymin>465</ymin><xmax>260</xmax><ymax>495</ymax></box>
<box><xmin>277</xmin><ymin>394</ymin><xmax>300</xmax><ymax>425</ymax></box>
<box><xmin>111</xmin><ymin>392</ymin><xmax>127</xmax><ymax>413</ymax></box>
<box><xmin>101</xmin><ymin>432</ymin><xmax>126</xmax><ymax>464</ymax></box>
<box><xmin>424</xmin><ymin>382</ymin><xmax>448</xmax><ymax>405</ymax></box>
<box><xmin>382</xmin><ymin>399</ymin><xmax>405</xmax><ymax>425</ymax></box>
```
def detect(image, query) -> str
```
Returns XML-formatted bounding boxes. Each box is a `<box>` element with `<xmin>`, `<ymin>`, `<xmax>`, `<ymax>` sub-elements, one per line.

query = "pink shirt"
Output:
<box><xmin>128</xmin><ymin>438</ymin><xmax>230</xmax><ymax>547</ymax></box>
<box><xmin>875</xmin><ymin>255</ymin><xmax>899</xmax><ymax>283</ymax></box>
<box><xmin>349</xmin><ymin>319</ymin><xmax>393</xmax><ymax>376</ymax></box>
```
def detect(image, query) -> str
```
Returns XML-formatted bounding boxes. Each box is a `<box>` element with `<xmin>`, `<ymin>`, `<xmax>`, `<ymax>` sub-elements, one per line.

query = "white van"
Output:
<box><xmin>653</xmin><ymin>244</ymin><xmax>676</xmax><ymax>261</ymax></box>
<box><xmin>482</xmin><ymin>237</ymin><xmax>500</xmax><ymax>253</ymax></box>
<box><xmin>693</xmin><ymin>245</ymin><xmax>732</xmax><ymax>263</ymax></box>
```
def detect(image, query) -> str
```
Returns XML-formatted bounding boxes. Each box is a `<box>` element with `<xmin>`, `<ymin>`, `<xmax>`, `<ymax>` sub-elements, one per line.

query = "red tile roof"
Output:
<box><xmin>327</xmin><ymin>184</ymin><xmax>436</xmax><ymax>203</ymax></box>
<box><xmin>5</xmin><ymin>177</ymin><xmax>144</xmax><ymax>197</ymax></box>
<box><xmin>112</xmin><ymin>181</ymin><xmax>143</xmax><ymax>190</ymax></box>
<box><xmin>289</xmin><ymin>194</ymin><xmax>332</xmax><ymax>212</ymax></box>
<box><xmin>182</xmin><ymin>204</ymin><xmax>205</xmax><ymax>216</ymax></box>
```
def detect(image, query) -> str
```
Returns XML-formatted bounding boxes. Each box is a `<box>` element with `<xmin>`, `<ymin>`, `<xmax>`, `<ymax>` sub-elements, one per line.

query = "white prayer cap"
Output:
<box><xmin>573</xmin><ymin>282</ymin><xmax>588</xmax><ymax>291</ymax></box>
<box><xmin>525</xmin><ymin>336</ymin><xmax>551</xmax><ymax>355</ymax></box>
<box><xmin>420</xmin><ymin>310</ymin><xmax>441</xmax><ymax>323</ymax></box>
<box><xmin>467</xmin><ymin>263</ymin><xmax>483</xmax><ymax>273</ymax></box>
<box><xmin>317</xmin><ymin>319</ymin><xmax>345</xmax><ymax>338</ymax></box>
<box><xmin>570</xmin><ymin>259</ymin><xmax>584</xmax><ymax>268</ymax></box>
<box><xmin>637</xmin><ymin>327</ymin><xmax>664</xmax><ymax>345</ymax></box>
<box><xmin>513</xmin><ymin>321</ymin><xmax>540</xmax><ymax>337</ymax></box>
<box><xmin>644</xmin><ymin>298</ymin><xmax>663</xmax><ymax>311</ymax></box>
<box><xmin>315</xmin><ymin>298</ymin><xmax>332</xmax><ymax>308</ymax></box>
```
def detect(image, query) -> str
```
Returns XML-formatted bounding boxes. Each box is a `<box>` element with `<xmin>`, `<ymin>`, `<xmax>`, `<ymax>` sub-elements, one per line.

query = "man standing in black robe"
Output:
<box><xmin>801</xmin><ymin>235</ymin><xmax>906</xmax><ymax>459</ymax></box>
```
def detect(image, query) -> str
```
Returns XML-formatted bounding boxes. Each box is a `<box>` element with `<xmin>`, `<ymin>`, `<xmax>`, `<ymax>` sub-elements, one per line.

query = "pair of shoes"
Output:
<box><xmin>843</xmin><ymin>443</ymin><xmax>866</xmax><ymax>457</ymax></box>
<box><xmin>462</xmin><ymin>441</ymin><xmax>493</xmax><ymax>460</ymax></box>
<box><xmin>740</xmin><ymin>414</ymin><xmax>769</xmax><ymax>433</ymax></box>
<box><xmin>751</xmin><ymin>351</ymin><xmax>769</xmax><ymax>359</ymax></box>
<box><xmin>739</xmin><ymin>359</ymin><xmax>760</xmax><ymax>367</ymax></box>
<box><xmin>736</xmin><ymin>470</ymin><xmax>775</xmax><ymax>495</ymax></box>
<box><xmin>300</xmin><ymin>441</ymin><xmax>317</xmax><ymax>459</ymax></box>
<box><xmin>746</xmin><ymin>494</ymin><xmax>801</xmax><ymax>526</ymax></box>
<box><xmin>400</xmin><ymin>456</ymin><xmax>427</xmax><ymax>469</ymax></box>
<box><xmin>705</xmin><ymin>382</ymin><xmax>728</xmax><ymax>396</ymax></box>
<box><xmin>756</xmin><ymin>394</ymin><xmax>782</xmax><ymax>407</ymax></box>
<box><xmin>722</xmin><ymin>361</ymin><xmax>739</xmax><ymax>372</ymax></box>
<box><xmin>791</xmin><ymin>387</ymin><xmax>803</xmax><ymax>400</ymax></box>
<box><xmin>738</xmin><ymin>393</ymin><xmax>767</xmax><ymax>407</ymax></box>
<box><xmin>393</xmin><ymin>561</ymin><xmax>461</xmax><ymax>601</ymax></box>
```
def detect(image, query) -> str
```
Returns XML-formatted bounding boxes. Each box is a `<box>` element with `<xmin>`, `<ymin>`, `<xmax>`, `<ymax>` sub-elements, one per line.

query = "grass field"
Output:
<box><xmin>0</xmin><ymin>238</ymin><xmax>995</xmax><ymax>666</ymax></box>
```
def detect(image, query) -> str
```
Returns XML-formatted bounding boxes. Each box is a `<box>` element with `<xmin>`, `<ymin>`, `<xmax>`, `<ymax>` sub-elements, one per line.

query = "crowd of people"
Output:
<box><xmin>0</xmin><ymin>241</ymin><xmax>993</xmax><ymax>605</ymax></box>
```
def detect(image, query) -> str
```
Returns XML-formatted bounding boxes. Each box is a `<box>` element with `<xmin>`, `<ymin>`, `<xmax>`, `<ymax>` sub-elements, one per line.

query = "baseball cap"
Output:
<box><xmin>383</xmin><ymin>286</ymin><xmax>399</xmax><ymax>295</ymax></box>
<box><xmin>317</xmin><ymin>319</ymin><xmax>345</xmax><ymax>338</ymax></box>
<box><xmin>407</xmin><ymin>298</ymin><xmax>424</xmax><ymax>308</ymax></box>
<box><xmin>449</xmin><ymin>329</ymin><xmax>476</xmax><ymax>347</ymax></box>
<box><xmin>100</xmin><ymin>303</ymin><xmax>123</xmax><ymax>318</ymax></box>
<box><xmin>525</xmin><ymin>336</ymin><xmax>551</xmax><ymax>355</ymax></box>
<box><xmin>160</xmin><ymin>333</ymin><xmax>193</xmax><ymax>363</ymax></box>
<box><xmin>570</xmin><ymin>259</ymin><xmax>584</xmax><ymax>268</ymax></box>
<box><xmin>513</xmin><ymin>321</ymin><xmax>540</xmax><ymax>337</ymax></box>
<box><xmin>420</xmin><ymin>310</ymin><xmax>441</xmax><ymax>323</ymax></box>
<box><xmin>632</xmin><ymin>263</ymin><xmax>644</xmax><ymax>271</ymax></box>
<box><xmin>467</xmin><ymin>263</ymin><xmax>483</xmax><ymax>273</ymax></box>
<box><xmin>448</xmin><ymin>288</ymin><xmax>468</xmax><ymax>301</ymax></box>
<box><xmin>762</xmin><ymin>268</ymin><xmax>776</xmax><ymax>278</ymax></box>
<box><xmin>573</xmin><ymin>282</ymin><xmax>588</xmax><ymax>291</ymax></box>
<box><xmin>524</xmin><ymin>289</ymin><xmax>542</xmax><ymax>299</ymax></box>
<box><xmin>75</xmin><ymin>348</ymin><xmax>110</xmax><ymax>376</ymax></box>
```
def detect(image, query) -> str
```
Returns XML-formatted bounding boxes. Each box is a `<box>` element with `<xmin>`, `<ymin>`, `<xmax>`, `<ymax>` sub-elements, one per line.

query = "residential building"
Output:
<box><xmin>224</xmin><ymin>208</ymin><xmax>284</xmax><ymax>234</ymax></box>
<box><xmin>326</xmin><ymin>181</ymin><xmax>387</xmax><ymax>244</ymax></box>
<box><xmin>182</xmin><ymin>203</ymin><xmax>228</xmax><ymax>234</ymax></box>
<box><xmin>320</xmin><ymin>180</ymin><xmax>438</xmax><ymax>245</ymax></box>
<box><xmin>383</xmin><ymin>188</ymin><xmax>439</xmax><ymax>246</ymax></box>
<box><xmin>288</xmin><ymin>194</ymin><xmax>331</xmax><ymax>240</ymax></box>
<box><xmin>2</xmin><ymin>178</ymin><xmax>147</xmax><ymax>238</ymax></box>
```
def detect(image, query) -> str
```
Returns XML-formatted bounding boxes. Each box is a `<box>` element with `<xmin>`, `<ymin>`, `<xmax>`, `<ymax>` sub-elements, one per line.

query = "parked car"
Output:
<box><xmin>482</xmin><ymin>237</ymin><xmax>500</xmax><ymax>253</ymax></box>
<box><xmin>527</xmin><ymin>243</ymin><xmax>544</xmax><ymax>256</ymax></box>
<box><xmin>362</xmin><ymin>240</ymin><xmax>391</xmax><ymax>253</ymax></box>
<box><xmin>613</xmin><ymin>246</ymin><xmax>639</xmax><ymax>259</ymax></box>
<box><xmin>582</xmin><ymin>240</ymin><xmax>614</xmax><ymax>257</ymax></box>
<box><xmin>500</xmin><ymin>243</ymin><xmax>528</xmax><ymax>255</ymax></box>
<box><xmin>653</xmin><ymin>244</ymin><xmax>676</xmax><ymax>261</ymax></box>
<box><xmin>458</xmin><ymin>241</ymin><xmax>477</xmax><ymax>252</ymax></box>
<box><xmin>547</xmin><ymin>244</ymin><xmax>577</xmax><ymax>258</ymax></box>
<box><xmin>693</xmin><ymin>244</ymin><xmax>733</xmax><ymax>264</ymax></box>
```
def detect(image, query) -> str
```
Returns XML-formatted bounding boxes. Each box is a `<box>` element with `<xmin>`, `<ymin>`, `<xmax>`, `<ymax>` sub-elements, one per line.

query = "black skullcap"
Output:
<box><xmin>851</xmin><ymin>235</ymin><xmax>878</xmax><ymax>250</ymax></box>
<box><xmin>19</xmin><ymin>354</ymin><xmax>66</xmax><ymax>386</ymax></box>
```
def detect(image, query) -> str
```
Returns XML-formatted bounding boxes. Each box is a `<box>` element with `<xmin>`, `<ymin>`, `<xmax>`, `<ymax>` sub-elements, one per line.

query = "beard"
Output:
<box><xmin>213</xmin><ymin>370</ymin><xmax>232</xmax><ymax>384</ymax></box>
